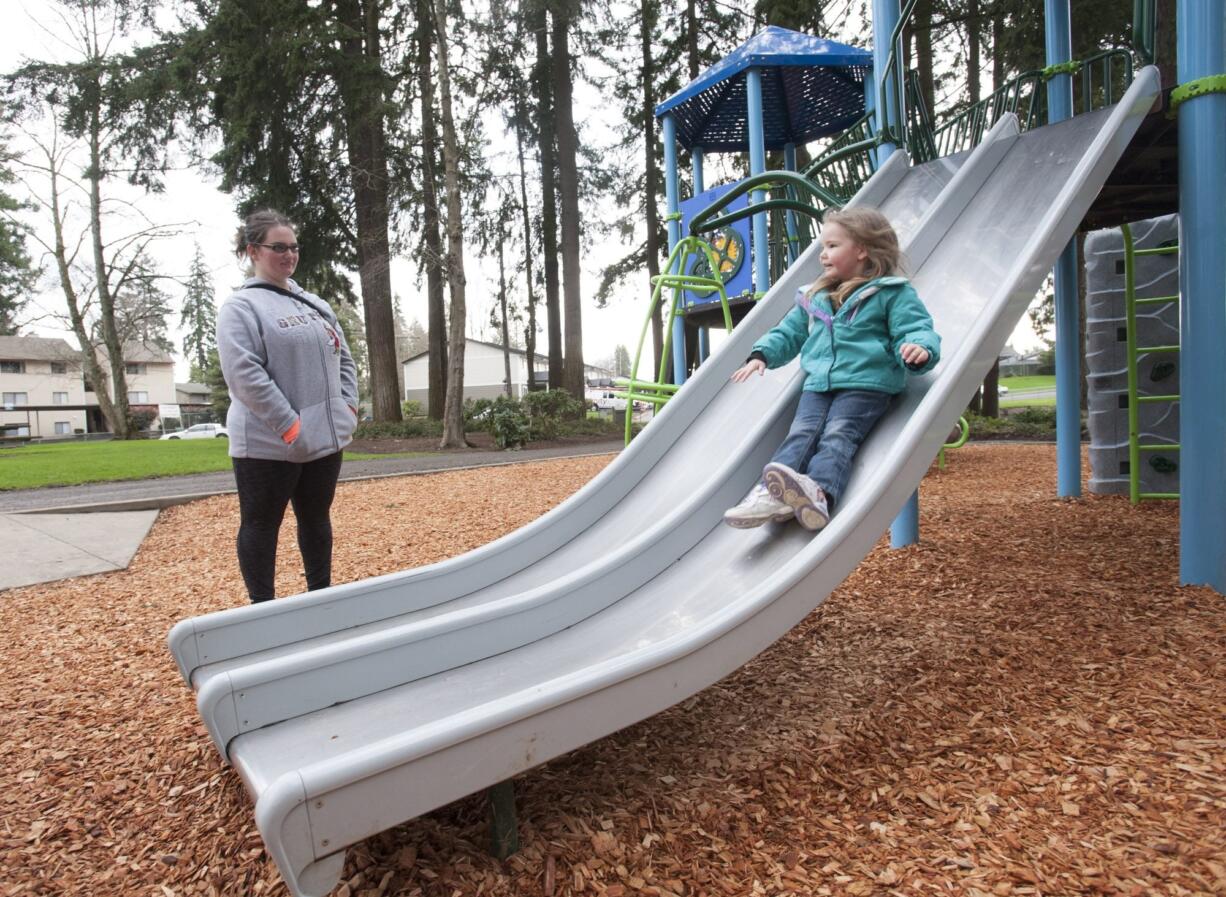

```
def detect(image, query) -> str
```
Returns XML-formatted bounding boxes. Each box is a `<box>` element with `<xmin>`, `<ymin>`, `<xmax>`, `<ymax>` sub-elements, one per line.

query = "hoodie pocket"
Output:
<box><xmin>286</xmin><ymin>400</ymin><xmax>338</xmax><ymax>462</ymax></box>
<box><xmin>330</xmin><ymin>397</ymin><xmax>357</xmax><ymax>449</ymax></box>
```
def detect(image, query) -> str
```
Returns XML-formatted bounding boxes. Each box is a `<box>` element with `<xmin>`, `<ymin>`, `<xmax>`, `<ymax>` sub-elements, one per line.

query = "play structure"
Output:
<box><xmin>167</xmin><ymin>4</ymin><xmax>1223</xmax><ymax>895</ymax></box>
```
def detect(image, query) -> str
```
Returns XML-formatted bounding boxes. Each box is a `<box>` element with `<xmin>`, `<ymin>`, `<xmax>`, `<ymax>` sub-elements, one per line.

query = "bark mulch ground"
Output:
<box><xmin>1</xmin><ymin>445</ymin><xmax>1221</xmax><ymax>897</ymax></box>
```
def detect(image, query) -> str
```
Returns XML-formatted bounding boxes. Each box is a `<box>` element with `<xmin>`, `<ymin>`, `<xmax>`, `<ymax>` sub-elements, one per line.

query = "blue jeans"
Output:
<box><xmin>767</xmin><ymin>390</ymin><xmax>892</xmax><ymax>509</ymax></box>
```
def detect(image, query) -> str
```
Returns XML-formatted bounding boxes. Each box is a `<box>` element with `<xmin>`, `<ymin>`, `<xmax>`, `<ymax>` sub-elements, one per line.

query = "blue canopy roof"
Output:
<box><xmin>655</xmin><ymin>26</ymin><xmax>873</xmax><ymax>152</ymax></box>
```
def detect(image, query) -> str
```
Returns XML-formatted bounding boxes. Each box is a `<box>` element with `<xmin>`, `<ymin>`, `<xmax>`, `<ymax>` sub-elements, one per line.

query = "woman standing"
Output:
<box><xmin>217</xmin><ymin>209</ymin><xmax>359</xmax><ymax>603</ymax></box>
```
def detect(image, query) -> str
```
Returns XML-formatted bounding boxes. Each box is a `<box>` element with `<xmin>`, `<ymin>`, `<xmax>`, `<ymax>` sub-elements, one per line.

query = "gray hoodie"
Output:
<box><xmin>217</xmin><ymin>278</ymin><xmax>359</xmax><ymax>462</ymax></box>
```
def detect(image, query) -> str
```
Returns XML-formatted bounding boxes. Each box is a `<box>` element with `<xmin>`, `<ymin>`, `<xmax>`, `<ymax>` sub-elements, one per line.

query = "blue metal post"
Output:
<box><xmin>871</xmin><ymin>0</ymin><xmax>900</xmax><ymax>168</ymax></box>
<box><xmin>863</xmin><ymin>77</ymin><xmax>880</xmax><ymax>172</ymax></box>
<box><xmin>890</xmin><ymin>491</ymin><xmax>919</xmax><ymax>548</ymax></box>
<box><xmin>1176</xmin><ymin>1</ymin><xmax>1226</xmax><ymax>592</ymax></box>
<box><xmin>746</xmin><ymin>67</ymin><xmax>770</xmax><ymax>295</ymax></box>
<box><xmin>1045</xmin><ymin>0</ymin><xmax>1081</xmax><ymax>498</ymax></box>
<box><xmin>692</xmin><ymin>145</ymin><xmax>708</xmax><ymax>365</ymax></box>
<box><xmin>662</xmin><ymin>114</ymin><xmax>687</xmax><ymax>385</ymax></box>
<box><xmin>783</xmin><ymin>142</ymin><xmax>799</xmax><ymax>264</ymax></box>
<box><xmin>868</xmin><ymin>0</ymin><xmax>917</xmax><ymax>548</ymax></box>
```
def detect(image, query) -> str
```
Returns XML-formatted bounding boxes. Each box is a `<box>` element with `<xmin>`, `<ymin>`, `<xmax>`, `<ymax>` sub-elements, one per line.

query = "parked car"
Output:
<box><xmin>587</xmin><ymin>390</ymin><xmax>628</xmax><ymax>412</ymax></box>
<box><xmin>161</xmin><ymin>423</ymin><xmax>229</xmax><ymax>440</ymax></box>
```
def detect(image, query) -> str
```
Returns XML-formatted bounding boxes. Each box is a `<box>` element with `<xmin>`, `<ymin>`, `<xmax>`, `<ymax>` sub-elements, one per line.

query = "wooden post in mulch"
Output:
<box><xmin>488</xmin><ymin>780</ymin><xmax>519</xmax><ymax>858</ymax></box>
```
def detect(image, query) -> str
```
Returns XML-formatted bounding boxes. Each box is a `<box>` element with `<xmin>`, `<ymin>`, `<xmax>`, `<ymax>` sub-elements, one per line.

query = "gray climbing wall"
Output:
<box><xmin>1084</xmin><ymin>214</ymin><xmax>1180</xmax><ymax>496</ymax></box>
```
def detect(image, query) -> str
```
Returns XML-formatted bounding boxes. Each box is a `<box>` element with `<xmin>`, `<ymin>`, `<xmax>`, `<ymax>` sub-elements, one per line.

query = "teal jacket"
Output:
<box><xmin>750</xmin><ymin>276</ymin><xmax>940</xmax><ymax>395</ymax></box>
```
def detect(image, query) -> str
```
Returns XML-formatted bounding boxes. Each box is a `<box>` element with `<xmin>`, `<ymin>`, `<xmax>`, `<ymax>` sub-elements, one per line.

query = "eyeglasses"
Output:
<box><xmin>254</xmin><ymin>242</ymin><xmax>301</xmax><ymax>254</ymax></box>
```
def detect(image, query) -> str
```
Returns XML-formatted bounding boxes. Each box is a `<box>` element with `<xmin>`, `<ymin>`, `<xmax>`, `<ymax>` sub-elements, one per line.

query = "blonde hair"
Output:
<box><xmin>807</xmin><ymin>207</ymin><xmax>904</xmax><ymax>308</ymax></box>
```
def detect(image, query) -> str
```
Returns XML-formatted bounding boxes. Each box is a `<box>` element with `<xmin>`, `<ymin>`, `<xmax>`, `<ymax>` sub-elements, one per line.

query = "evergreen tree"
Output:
<box><xmin>613</xmin><ymin>343</ymin><xmax>631</xmax><ymax>377</ymax></box>
<box><xmin>0</xmin><ymin>130</ymin><xmax>37</xmax><ymax>336</ymax></box>
<box><xmin>202</xmin><ymin>346</ymin><xmax>230</xmax><ymax>420</ymax></box>
<box><xmin>180</xmin><ymin>244</ymin><xmax>216</xmax><ymax>373</ymax></box>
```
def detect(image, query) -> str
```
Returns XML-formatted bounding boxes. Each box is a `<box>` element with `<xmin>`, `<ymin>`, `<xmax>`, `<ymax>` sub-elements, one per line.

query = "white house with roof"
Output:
<box><xmin>0</xmin><ymin>335</ymin><xmax>178</xmax><ymax>437</ymax></box>
<box><xmin>401</xmin><ymin>339</ymin><xmax>614</xmax><ymax>406</ymax></box>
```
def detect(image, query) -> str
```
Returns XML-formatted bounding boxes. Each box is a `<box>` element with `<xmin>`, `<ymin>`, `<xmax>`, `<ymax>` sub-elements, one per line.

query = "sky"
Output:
<box><xmin>2</xmin><ymin>3</ymin><xmax>1044</xmax><ymax>387</ymax></box>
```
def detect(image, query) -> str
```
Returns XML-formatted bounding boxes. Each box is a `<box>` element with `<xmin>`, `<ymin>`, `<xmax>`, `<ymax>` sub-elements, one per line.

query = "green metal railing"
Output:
<box><xmin>930</xmin><ymin>49</ymin><xmax>1134</xmax><ymax>160</ymax></box>
<box><xmin>621</xmin><ymin>235</ymin><xmax>736</xmax><ymax>444</ymax></box>
<box><xmin>1120</xmin><ymin>222</ymin><xmax>1180</xmax><ymax>503</ymax></box>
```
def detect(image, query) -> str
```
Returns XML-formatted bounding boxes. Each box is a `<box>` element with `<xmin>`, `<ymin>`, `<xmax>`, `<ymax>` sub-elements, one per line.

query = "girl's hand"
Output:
<box><xmin>900</xmin><ymin>343</ymin><xmax>930</xmax><ymax>367</ymax></box>
<box><xmin>731</xmin><ymin>358</ymin><xmax>766</xmax><ymax>382</ymax></box>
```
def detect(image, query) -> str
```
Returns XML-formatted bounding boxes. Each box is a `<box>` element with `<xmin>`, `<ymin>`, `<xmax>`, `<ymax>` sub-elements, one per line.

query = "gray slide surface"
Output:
<box><xmin>167</xmin><ymin>68</ymin><xmax>1159</xmax><ymax>897</ymax></box>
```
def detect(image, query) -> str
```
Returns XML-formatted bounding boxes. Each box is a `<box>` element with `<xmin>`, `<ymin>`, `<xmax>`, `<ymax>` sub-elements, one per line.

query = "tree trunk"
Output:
<box><xmin>967</xmin><ymin>0</ymin><xmax>981</xmax><ymax>105</ymax></box>
<box><xmin>334</xmin><ymin>0</ymin><xmax>401</xmax><ymax>421</ymax></box>
<box><xmin>514</xmin><ymin>112</ymin><xmax>539</xmax><ymax>389</ymax></box>
<box><xmin>913</xmin><ymin>0</ymin><xmax>936</xmax><ymax>118</ymax></box>
<box><xmin>432</xmin><ymin>0</ymin><xmax>469</xmax><ymax>448</ymax></box>
<box><xmin>498</xmin><ymin>239</ymin><xmax>513</xmax><ymax>397</ymax></box>
<box><xmin>552</xmin><ymin>2</ymin><xmax>584</xmax><ymax>401</ymax></box>
<box><xmin>88</xmin><ymin>74</ymin><xmax>132</xmax><ymax>438</ymax></box>
<box><xmin>981</xmin><ymin>360</ymin><xmax>1000</xmax><ymax>417</ymax></box>
<box><xmin>417</xmin><ymin>0</ymin><xmax>448</xmax><ymax>419</ymax></box>
<box><xmin>641</xmin><ymin>0</ymin><xmax>664</xmax><ymax>376</ymax></box>
<box><xmin>686</xmin><ymin>0</ymin><xmax>699</xmax><ymax>79</ymax></box>
<box><xmin>47</xmin><ymin>153</ymin><xmax>121</xmax><ymax>435</ymax></box>
<box><xmin>532</xmin><ymin>1</ymin><xmax>563</xmax><ymax>390</ymax></box>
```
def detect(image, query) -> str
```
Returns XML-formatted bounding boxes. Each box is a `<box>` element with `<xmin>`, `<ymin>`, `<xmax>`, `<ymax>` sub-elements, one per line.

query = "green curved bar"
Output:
<box><xmin>688</xmin><ymin>171</ymin><xmax>841</xmax><ymax>237</ymax></box>
<box><xmin>624</xmin><ymin>236</ymin><xmax>734</xmax><ymax>445</ymax></box>
<box><xmin>696</xmin><ymin>199</ymin><xmax>828</xmax><ymax>236</ymax></box>
<box><xmin>937</xmin><ymin>415</ymin><xmax>970</xmax><ymax>470</ymax></box>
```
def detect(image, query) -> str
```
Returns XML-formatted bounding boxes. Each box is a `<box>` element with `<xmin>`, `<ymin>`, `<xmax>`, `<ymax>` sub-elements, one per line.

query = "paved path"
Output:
<box><xmin>0</xmin><ymin>440</ymin><xmax>622</xmax><ymax>591</ymax></box>
<box><xmin>0</xmin><ymin>440</ymin><xmax>624</xmax><ymax>513</ymax></box>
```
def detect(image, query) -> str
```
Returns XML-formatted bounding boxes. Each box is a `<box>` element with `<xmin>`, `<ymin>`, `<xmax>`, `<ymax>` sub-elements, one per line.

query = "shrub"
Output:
<box><xmin>464</xmin><ymin>397</ymin><xmax>495</xmax><ymax>430</ymax></box>
<box><xmin>128</xmin><ymin>409</ymin><xmax>158</xmax><ymax>432</ymax></box>
<box><xmin>401</xmin><ymin>399</ymin><xmax>424</xmax><ymax>418</ymax></box>
<box><xmin>523</xmin><ymin>389</ymin><xmax>585</xmax><ymax>421</ymax></box>
<box><xmin>488</xmin><ymin>395</ymin><xmax>530</xmax><ymax>449</ymax></box>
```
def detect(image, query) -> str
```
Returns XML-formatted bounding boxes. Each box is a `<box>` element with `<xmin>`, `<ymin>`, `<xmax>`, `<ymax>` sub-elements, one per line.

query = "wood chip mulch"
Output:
<box><xmin>0</xmin><ymin>445</ymin><xmax>1222</xmax><ymax>897</ymax></box>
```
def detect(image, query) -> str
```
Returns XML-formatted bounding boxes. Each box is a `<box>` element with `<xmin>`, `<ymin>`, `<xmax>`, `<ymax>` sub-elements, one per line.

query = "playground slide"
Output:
<box><xmin>168</xmin><ymin>69</ymin><xmax>1159</xmax><ymax>897</ymax></box>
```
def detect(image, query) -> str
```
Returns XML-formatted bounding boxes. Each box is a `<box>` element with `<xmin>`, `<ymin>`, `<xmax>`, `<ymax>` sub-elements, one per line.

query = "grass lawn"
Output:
<box><xmin>0</xmin><ymin>439</ymin><xmax>405</xmax><ymax>491</ymax></box>
<box><xmin>999</xmin><ymin>374</ymin><xmax>1056</xmax><ymax>391</ymax></box>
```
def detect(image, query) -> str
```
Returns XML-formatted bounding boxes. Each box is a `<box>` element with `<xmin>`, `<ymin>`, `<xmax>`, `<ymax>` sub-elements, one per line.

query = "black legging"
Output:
<box><xmin>232</xmin><ymin>452</ymin><xmax>344</xmax><ymax>602</ymax></box>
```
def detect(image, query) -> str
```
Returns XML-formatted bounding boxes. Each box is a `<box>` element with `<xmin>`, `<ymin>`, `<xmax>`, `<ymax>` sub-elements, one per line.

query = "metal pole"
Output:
<box><xmin>1045</xmin><ymin>0</ymin><xmax>1081</xmax><ymax>498</ymax></box>
<box><xmin>692</xmin><ymin>146</ymin><xmax>705</xmax><ymax>194</ymax></box>
<box><xmin>783</xmin><ymin>141</ymin><xmax>799</xmax><ymax>264</ymax></box>
<box><xmin>746</xmin><ymin>67</ymin><xmax>770</xmax><ymax>295</ymax></box>
<box><xmin>872</xmin><ymin>0</ymin><xmax>900</xmax><ymax>166</ymax></box>
<box><xmin>871</xmin><ymin>0</ymin><xmax>918</xmax><ymax>547</ymax></box>
<box><xmin>662</xmin><ymin>114</ymin><xmax>688</xmax><ymax>385</ymax></box>
<box><xmin>1176</xmin><ymin>0</ymin><xmax>1226</xmax><ymax>592</ymax></box>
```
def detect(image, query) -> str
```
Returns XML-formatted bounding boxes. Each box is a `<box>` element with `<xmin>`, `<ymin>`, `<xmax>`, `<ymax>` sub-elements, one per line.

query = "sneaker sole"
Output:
<box><xmin>723</xmin><ymin>512</ymin><xmax>772</xmax><ymax>529</ymax></box>
<box><xmin>763</xmin><ymin>465</ymin><xmax>829</xmax><ymax>532</ymax></box>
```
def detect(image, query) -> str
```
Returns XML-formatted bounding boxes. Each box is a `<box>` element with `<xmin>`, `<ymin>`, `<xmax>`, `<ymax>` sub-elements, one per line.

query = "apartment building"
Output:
<box><xmin>0</xmin><ymin>335</ymin><xmax>177</xmax><ymax>437</ymax></box>
<box><xmin>0</xmin><ymin>336</ymin><xmax>87</xmax><ymax>437</ymax></box>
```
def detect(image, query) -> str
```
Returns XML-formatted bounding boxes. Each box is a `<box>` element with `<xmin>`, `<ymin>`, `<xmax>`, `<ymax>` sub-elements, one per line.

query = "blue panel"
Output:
<box><xmin>678</xmin><ymin>183</ymin><xmax>753</xmax><ymax>307</ymax></box>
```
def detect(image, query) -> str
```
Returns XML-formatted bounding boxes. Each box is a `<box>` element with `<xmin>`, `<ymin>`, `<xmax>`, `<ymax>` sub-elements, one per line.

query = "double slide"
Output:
<box><xmin>168</xmin><ymin>68</ymin><xmax>1160</xmax><ymax>897</ymax></box>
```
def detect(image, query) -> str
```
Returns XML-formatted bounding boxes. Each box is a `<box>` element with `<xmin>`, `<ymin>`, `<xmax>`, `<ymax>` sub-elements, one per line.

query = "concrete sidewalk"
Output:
<box><xmin>0</xmin><ymin>440</ymin><xmax>622</xmax><ymax>591</ymax></box>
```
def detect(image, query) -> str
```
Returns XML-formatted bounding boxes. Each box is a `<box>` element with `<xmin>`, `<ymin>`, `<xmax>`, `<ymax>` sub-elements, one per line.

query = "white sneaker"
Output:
<box><xmin>723</xmin><ymin>484</ymin><xmax>794</xmax><ymax>528</ymax></box>
<box><xmin>762</xmin><ymin>463</ymin><xmax>830</xmax><ymax>531</ymax></box>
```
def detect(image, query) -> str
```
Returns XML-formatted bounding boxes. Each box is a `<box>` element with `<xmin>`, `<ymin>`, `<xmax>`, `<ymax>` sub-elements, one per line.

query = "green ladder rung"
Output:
<box><xmin>1138</xmin><ymin>394</ymin><xmax>1180</xmax><ymax>403</ymax></box>
<box><xmin>1138</xmin><ymin>443</ymin><xmax>1181</xmax><ymax>451</ymax></box>
<box><xmin>1135</xmin><ymin>246</ymin><xmax>1179</xmax><ymax>256</ymax></box>
<box><xmin>652</xmin><ymin>273</ymin><xmax>724</xmax><ymax>290</ymax></box>
<box><xmin>1137</xmin><ymin>344</ymin><xmax>1180</xmax><ymax>353</ymax></box>
<box><xmin>1138</xmin><ymin>492</ymin><xmax>1180</xmax><ymax>499</ymax></box>
<box><xmin>1135</xmin><ymin>295</ymin><xmax>1178</xmax><ymax>305</ymax></box>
